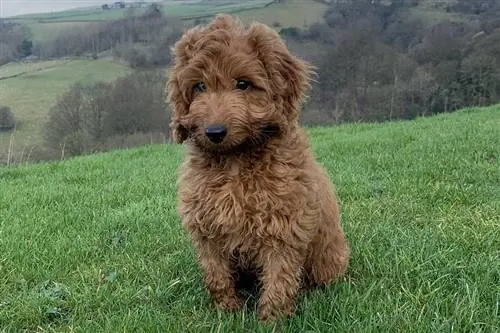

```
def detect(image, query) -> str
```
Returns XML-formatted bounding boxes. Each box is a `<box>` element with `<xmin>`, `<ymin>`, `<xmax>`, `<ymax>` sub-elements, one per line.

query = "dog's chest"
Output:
<box><xmin>180</xmin><ymin>162</ymin><xmax>303</xmax><ymax>242</ymax></box>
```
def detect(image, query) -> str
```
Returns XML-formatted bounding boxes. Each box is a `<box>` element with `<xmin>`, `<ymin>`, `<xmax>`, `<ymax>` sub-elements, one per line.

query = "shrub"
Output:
<box><xmin>0</xmin><ymin>106</ymin><xmax>16</xmax><ymax>132</ymax></box>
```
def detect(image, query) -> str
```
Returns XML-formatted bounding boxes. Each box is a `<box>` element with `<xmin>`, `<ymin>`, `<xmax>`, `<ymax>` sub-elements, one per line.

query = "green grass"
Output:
<box><xmin>0</xmin><ymin>58</ymin><xmax>130</xmax><ymax>158</ymax></box>
<box><xmin>0</xmin><ymin>106</ymin><xmax>498</xmax><ymax>332</ymax></box>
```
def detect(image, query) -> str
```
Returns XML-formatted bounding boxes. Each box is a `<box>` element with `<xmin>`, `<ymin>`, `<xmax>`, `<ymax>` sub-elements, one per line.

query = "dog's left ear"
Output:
<box><xmin>247</xmin><ymin>23</ymin><xmax>315</xmax><ymax>121</ymax></box>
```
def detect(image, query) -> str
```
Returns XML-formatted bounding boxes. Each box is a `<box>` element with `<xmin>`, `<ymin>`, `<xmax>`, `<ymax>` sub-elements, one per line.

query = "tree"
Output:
<box><xmin>0</xmin><ymin>106</ymin><xmax>16</xmax><ymax>132</ymax></box>
<box><xmin>106</xmin><ymin>71</ymin><xmax>168</xmax><ymax>135</ymax></box>
<box><xmin>0</xmin><ymin>20</ymin><xmax>31</xmax><ymax>64</ymax></box>
<box><xmin>45</xmin><ymin>83</ymin><xmax>87</xmax><ymax>157</ymax></box>
<box><xmin>18</xmin><ymin>38</ymin><xmax>33</xmax><ymax>57</ymax></box>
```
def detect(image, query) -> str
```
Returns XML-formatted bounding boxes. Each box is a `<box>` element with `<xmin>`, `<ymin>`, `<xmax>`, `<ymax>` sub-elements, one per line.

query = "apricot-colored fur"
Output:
<box><xmin>167</xmin><ymin>14</ymin><xmax>349</xmax><ymax>322</ymax></box>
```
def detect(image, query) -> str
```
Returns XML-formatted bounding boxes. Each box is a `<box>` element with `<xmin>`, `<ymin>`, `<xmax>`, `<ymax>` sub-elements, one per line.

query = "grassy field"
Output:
<box><xmin>13</xmin><ymin>0</ymin><xmax>273</xmax><ymax>22</ymax></box>
<box><xmin>15</xmin><ymin>0</ymin><xmax>276</xmax><ymax>42</ymax></box>
<box><xmin>15</xmin><ymin>0</ymin><xmax>326</xmax><ymax>42</ymax></box>
<box><xmin>0</xmin><ymin>106</ymin><xmax>498</xmax><ymax>332</ymax></box>
<box><xmin>0</xmin><ymin>57</ymin><xmax>130</xmax><ymax>161</ymax></box>
<box><xmin>235</xmin><ymin>0</ymin><xmax>328</xmax><ymax>29</ymax></box>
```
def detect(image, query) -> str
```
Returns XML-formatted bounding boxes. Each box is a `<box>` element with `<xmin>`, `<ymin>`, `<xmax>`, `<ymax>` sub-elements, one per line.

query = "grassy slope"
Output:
<box><xmin>0</xmin><ymin>106</ymin><xmax>498</xmax><ymax>332</ymax></box>
<box><xmin>0</xmin><ymin>58</ymin><xmax>130</xmax><ymax>157</ymax></box>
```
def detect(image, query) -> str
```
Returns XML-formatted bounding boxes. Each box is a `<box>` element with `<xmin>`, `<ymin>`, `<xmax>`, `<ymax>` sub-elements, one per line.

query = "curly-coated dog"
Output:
<box><xmin>166</xmin><ymin>14</ymin><xmax>349</xmax><ymax>322</ymax></box>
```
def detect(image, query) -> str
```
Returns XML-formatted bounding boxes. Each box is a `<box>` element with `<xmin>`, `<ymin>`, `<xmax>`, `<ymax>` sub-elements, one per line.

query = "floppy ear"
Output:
<box><xmin>247</xmin><ymin>23</ymin><xmax>315</xmax><ymax>122</ymax></box>
<box><xmin>166</xmin><ymin>75</ymin><xmax>189</xmax><ymax>144</ymax></box>
<box><xmin>166</xmin><ymin>27</ymin><xmax>203</xmax><ymax>144</ymax></box>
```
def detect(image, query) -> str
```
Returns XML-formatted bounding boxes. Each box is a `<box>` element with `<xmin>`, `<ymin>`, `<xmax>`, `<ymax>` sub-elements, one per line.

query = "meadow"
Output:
<box><xmin>0</xmin><ymin>106</ymin><xmax>498</xmax><ymax>332</ymax></box>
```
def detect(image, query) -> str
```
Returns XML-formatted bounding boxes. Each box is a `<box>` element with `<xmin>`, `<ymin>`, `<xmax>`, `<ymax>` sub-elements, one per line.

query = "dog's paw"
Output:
<box><xmin>257</xmin><ymin>301</ymin><xmax>294</xmax><ymax>322</ymax></box>
<box><xmin>214</xmin><ymin>294</ymin><xmax>243</xmax><ymax>312</ymax></box>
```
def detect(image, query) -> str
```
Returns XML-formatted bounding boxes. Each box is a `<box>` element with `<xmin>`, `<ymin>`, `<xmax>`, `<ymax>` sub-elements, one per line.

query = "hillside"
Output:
<box><xmin>13</xmin><ymin>0</ymin><xmax>278</xmax><ymax>42</ymax></box>
<box><xmin>0</xmin><ymin>106</ymin><xmax>498</xmax><ymax>332</ymax></box>
<box><xmin>0</xmin><ymin>58</ymin><xmax>131</xmax><ymax>162</ymax></box>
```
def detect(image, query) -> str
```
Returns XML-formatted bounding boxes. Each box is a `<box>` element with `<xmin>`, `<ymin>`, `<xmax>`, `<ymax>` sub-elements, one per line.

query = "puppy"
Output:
<box><xmin>166</xmin><ymin>14</ymin><xmax>349</xmax><ymax>322</ymax></box>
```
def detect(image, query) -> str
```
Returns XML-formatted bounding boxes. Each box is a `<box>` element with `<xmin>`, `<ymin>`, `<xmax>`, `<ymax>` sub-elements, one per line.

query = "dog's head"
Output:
<box><xmin>166</xmin><ymin>14</ymin><xmax>314</xmax><ymax>152</ymax></box>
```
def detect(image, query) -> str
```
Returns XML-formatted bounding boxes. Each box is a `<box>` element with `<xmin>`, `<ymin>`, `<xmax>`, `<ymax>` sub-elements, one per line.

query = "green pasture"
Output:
<box><xmin>0</xmin><ymin>106</ymin><xmax>498</xmax><ymax>332</ymax></box>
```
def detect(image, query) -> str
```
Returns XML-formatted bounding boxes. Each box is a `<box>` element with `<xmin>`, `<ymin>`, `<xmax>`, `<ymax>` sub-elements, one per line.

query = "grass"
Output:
<box><xmin>0</xmin><ymin>105</ymin><xmax>498</xmax><ymax>332</ymax></box>
<box><xmin>0</xmin><ymin>57</ymin><xmax>130</xmax><ymax>158</ymax></box>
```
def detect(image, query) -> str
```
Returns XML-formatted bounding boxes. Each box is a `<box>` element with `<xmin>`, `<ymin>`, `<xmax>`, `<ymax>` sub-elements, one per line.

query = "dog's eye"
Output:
<box><xmin>235</xmin><ymin>79</ymin><xmax>252</xmax><ymax>91</ymax></box>
<box><xmin>193</xmin><ymin>82</ymin><xmax>206</xmax><ymax>93</ymax></box>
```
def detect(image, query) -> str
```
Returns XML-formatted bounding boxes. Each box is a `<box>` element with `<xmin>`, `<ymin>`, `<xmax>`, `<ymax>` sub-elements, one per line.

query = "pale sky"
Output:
<box><xmin>0</xmin><ymin>0</ymin><xmax>111</xmax><ymax>18</ymax></box>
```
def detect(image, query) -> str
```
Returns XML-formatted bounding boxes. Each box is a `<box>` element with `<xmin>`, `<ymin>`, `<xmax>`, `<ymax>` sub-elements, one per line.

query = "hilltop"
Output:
<box><xmin>0</xmin><ymin>106</ymin><xmax>498</xmax><ymax>331</ymax></box>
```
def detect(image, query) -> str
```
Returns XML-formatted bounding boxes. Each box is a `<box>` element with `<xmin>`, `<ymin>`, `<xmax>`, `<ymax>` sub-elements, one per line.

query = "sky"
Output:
<box><xmin>0</xmin><ymin>0</ymin><xmax>112</xmax><ymax>18</ymax></box>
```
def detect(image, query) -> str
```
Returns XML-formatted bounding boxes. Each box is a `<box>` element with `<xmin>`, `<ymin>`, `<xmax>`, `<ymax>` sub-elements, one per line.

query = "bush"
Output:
<box><xmin>0</xmin><ymin>106</ymin><xmax>16</xmax><ymax>131</ymax></box>
<box><xmin>44</xmin><ymin>70</ymin><xmax>170</xmax><ymax>158</ymax></box>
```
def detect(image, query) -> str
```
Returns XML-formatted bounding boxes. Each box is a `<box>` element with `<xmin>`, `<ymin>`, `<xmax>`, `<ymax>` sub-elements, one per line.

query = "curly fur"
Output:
<box><xmin>166</xmin><ymin>14</ymin><xmax>349</xmax><ymax>322</ymax></box>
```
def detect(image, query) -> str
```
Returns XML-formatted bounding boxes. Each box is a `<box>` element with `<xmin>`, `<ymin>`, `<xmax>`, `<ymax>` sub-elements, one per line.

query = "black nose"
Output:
<box><xmin>205</xmin><ymin>124</ymin><xmax>227</xmax><ymax>143</ymax></box>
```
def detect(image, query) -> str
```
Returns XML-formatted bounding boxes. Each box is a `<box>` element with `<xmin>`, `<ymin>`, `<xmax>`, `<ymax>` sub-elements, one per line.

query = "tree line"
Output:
<box><xmin>283</xmin><ymin>0</ymin><xmax>500</xmax><ymax>123</ymax></box>
<box><xmin>0</xmin><ymin>20</ymin><xmax>33</xmax><ymax>66</ymax></box>
<box><xmin>38</xmin><ymin>4</ymin><xmax>183</xmax><ymax>68</ymax></box>
<box><xmin>44</xmin><ymin>70</ymin><xmax>169</xmax><ymax>160</ymax></box>
<box><xmin>1</xmin><ymin>4</ymin><xmax>182</xmax><ymax>68</ymax></box>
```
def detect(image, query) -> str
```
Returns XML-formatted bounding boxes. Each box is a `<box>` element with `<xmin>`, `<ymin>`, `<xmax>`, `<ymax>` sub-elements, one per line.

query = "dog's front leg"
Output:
<box><xmin>193</xmin><ymin>237</ymin><xmax>243</xmax><ymax>311</ymax></box>
<box><xmin>257</xmin><ymin>244</ymin><xmax>306</xmax><ymax>322</ymax></box>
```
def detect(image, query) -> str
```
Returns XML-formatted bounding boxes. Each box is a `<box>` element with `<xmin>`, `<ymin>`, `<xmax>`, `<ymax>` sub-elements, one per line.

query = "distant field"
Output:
<box><xmin>0</xmin><ymin>59</ymin><xmax>70</xmax><ymax>79</ymax></box>
<box><xmin>13</xmin><ymin>0</ymin><xmax>273</xmax><ymax>22</ymax></box>
<box><xmin>0</xmin><ymin>106</ymin><xmax>498</xmax><ymax>332</ymax></box>
<box><xmin>24</xmin><ymin>21</ymin><xmax>95</xmax><ymax>42</ymax></box>
<box><xmin>14</xmin><ymin>0</ymin><xmax>275</xmax><ymax>42</ymax></box>
<box><xmin>235</xmin><ymin>0</ymin><xmax>327</xmax><ymax>29</ymax></box>
<box><xmin>0</xmin><ymin>58</ymin><xmax>130</xmax><ymax>160</ymax></box>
